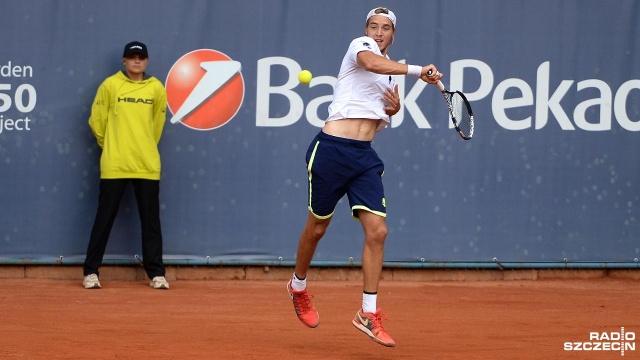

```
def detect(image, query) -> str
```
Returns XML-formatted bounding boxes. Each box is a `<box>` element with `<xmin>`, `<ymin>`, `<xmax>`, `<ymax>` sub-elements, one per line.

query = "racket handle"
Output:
<box><xmin>426</xmin><ymin>70</ymin><xmax>445</xmax><ymax>91</ymax></box>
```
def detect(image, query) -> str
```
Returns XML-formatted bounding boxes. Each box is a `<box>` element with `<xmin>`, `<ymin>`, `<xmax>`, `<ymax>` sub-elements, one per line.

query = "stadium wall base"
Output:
<box><xmin>0</xmin><ymin>265</ymin><xmax>639</xmax><ymax>282</ymax></box>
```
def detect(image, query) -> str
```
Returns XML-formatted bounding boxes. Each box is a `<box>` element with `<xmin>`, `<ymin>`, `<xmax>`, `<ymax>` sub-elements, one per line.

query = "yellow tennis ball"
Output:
<box><xmin>298</xmin><ymin>70</ymin><xmax>312</xmax><ymax>84</ymax></box>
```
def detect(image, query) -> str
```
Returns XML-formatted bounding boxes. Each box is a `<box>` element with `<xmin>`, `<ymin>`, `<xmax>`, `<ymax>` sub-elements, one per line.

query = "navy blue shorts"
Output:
<box><xmin>305</xmin><ymin>131</ymin><xmax>386</xmax><ymax>220</ymax></box>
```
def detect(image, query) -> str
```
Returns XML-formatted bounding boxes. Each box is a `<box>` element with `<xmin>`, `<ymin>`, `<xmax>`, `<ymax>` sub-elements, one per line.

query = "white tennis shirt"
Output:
<box><xmin>326</xmin><ymin>36</ymin><xmax>397</xmax><ymax>132</ymax></box>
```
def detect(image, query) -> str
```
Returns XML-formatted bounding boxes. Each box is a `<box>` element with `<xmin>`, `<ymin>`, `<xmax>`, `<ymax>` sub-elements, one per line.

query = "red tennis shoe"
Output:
<box><xmin>352</xmin><ymin>308</ymin><xmax>396</xmax><ymax>347</ymax></box>
<box><xmin>286</xmin><ymin>280</ymin><xmax>320</xmax><ymax>328</ymax></box>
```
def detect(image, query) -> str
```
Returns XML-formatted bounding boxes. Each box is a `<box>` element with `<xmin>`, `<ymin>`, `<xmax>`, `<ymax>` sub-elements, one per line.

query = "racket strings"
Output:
<box><xmin>451</xmin><ymin>93</ymin><xmax>473</xmax><ymax>137</ymax></box>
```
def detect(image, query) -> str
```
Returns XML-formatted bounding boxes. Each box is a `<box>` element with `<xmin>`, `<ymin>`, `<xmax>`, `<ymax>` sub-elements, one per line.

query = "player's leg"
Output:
<box><xmin>83</xmin><ymin>179</ymin><xmax>128</xmax><ymax>287</ymax></box>
<box><xmin>287</xmin><ymin>132</ymin><xmax>345</xmax><ymax>327</ymax></box>
<box><xmin>132</xmin><ymin>179</ymin><xmax>168</xmax><ymax>289</ymax></box>
<box><xmin>346</xmin><ymin>150</ymin><xmax>396</xmax><ymax>347</ymax></box>
<box><xmin>351</xmin><ymin>210</ymin><xmax>395</xmax><ymax>347</ymax></box>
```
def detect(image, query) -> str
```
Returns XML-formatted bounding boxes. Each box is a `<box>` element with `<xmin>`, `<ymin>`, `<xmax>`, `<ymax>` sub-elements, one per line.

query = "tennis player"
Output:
<box><xmin>286</xmin><ymin>7</ymin><xmax>443</xmax><ymax>347</ymax></box>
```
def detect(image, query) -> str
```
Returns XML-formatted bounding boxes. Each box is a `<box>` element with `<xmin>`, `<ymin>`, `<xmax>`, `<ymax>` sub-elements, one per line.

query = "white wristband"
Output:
<box><xmin>407</xmin><ymin>65</ymin><xmax>422</xmax><ymax>78</ymax></box>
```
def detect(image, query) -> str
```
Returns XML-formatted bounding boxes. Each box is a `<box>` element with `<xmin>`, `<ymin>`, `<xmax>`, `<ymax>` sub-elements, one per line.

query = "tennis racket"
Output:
<box><xmin>428</xmin><ymin>71</ymin><xmax>474</xmax><ymax>140</ymax></box>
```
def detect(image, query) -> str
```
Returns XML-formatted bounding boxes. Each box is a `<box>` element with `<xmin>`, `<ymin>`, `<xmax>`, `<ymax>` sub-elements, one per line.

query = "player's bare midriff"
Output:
<box><xmin>322</xmin><ymin>118</ymin><xmax>382</xmax><ymax>142</ymax></box>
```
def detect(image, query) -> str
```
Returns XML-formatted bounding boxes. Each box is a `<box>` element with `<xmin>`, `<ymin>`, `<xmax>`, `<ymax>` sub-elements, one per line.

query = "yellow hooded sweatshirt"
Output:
<box><xmin>89</xmin><ymin>71</ymin><xmax>167</xmax><ymax>180</ymax></box>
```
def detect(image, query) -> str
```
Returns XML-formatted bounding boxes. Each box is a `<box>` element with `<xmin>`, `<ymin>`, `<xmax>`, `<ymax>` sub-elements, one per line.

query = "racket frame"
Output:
<box><xmin>435</xmin><ymin>80</ymin><xmax>474</xmax><ymax>140</ymax></box>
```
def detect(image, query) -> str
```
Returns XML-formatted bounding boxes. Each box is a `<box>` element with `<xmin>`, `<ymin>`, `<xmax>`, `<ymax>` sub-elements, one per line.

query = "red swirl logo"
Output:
<box><xmin>165</xmin><ymin>49</ymin><xmax>244</xmax><ymax>130</ymax></box>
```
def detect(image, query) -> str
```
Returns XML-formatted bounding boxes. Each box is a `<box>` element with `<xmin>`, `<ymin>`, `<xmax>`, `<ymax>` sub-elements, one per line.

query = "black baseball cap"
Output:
<box><xmin>123</xmin><ymin>41</ymin><xmax>148</xmax><ymax>58</ymax></box>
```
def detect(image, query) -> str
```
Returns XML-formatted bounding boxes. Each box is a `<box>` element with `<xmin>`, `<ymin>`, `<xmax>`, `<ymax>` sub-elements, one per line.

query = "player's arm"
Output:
<box><xmin>357</xmin><ymin>51</ymin><xmax>443</xmax><ymax>83</ymax></box>
<box><xmin>357</xmin><ymin>51</ymin><xmax>406</xmax><ymax>75</ymax></box>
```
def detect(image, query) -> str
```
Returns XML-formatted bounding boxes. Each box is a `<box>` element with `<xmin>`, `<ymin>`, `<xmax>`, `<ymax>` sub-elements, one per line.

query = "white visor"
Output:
<box><xmin>365</xmin><ymin>7</ymin><xmax>396</xmax><ymax>28</ymax></box>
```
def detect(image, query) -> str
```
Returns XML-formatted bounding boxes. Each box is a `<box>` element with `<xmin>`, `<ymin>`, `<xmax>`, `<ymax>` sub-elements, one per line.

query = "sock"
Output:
<box><xmin>362</xmin><ymin>291</ymin><xmax>377</xmax><ymax>314</ymax></box>
<box><xmin>291</xmin><ymin>273</ymin><xmax>306</xmax><ymax>291</ymax></box>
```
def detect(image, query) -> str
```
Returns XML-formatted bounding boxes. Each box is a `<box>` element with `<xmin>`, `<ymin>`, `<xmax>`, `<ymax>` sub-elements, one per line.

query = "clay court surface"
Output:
<box><xmin>0</xmin><ymin>274</ymin><xmax>638</xmax><ymax>359</ymax></box>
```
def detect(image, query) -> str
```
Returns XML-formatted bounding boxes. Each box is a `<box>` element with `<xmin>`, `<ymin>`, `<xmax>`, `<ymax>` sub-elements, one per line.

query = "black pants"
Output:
<box><xmin>84</xmin><ymin>179</ymin><xmax>165</xmax><ymax>279</ymax></box>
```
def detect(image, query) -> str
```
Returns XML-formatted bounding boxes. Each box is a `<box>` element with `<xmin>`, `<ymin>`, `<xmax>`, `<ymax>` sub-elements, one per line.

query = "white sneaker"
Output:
<box><xmin>83</xmin><ymin>274</ymin><xmax>101</xmax><ymax>289</ymax></box>
<box><xmin>150</xmin><ymin>276</ymin><xmax>169</xmax><ymax>289</ymax></box>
